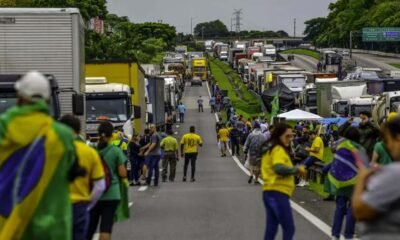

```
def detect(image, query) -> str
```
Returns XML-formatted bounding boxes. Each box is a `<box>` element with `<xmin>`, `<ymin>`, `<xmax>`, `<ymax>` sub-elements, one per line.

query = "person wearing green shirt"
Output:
<box><xmin>87</xmin><ymin>122</ymin><xmax>127</xmax><ymax>240</ymax></box>
<box><xmin>371</xmin><ymin>141</ymin><xmax>392</xmax><ymax>166</ymax></box>
<box><xmin>160</xmin><ymin>129</ymin><xmax>179</xmax><ymax>182</ymax></box>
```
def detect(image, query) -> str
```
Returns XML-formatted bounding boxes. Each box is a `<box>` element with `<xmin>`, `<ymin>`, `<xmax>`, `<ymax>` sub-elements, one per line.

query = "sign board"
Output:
<box><xmin>362</xmin><ymin>27</ymin><xmax>400</xmax><ymax>42</ymax></box>
<box><xmin>391</xmin><ymin>70</ymin><xmax>400</xmax><ymax>78</ymax></box>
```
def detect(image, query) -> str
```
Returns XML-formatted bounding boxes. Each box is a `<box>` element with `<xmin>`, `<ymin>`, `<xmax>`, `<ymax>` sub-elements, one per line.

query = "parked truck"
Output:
<box><xmin>261</xmin><ymin>44</ymin><xmax>277</xmax><ymax>60</ymax></box>
<box><xmin>218</xmin><ymin>44</ymin><xmax>229</xmax><ymax>61</ymax></box>
<box><xmin>85</xmin><ymin>60</ymin><xmax>146</xmax><ymax>134</ymax></box>
<box><xmin>0</xmin><ymin>8</ymin><xmax>85</xmax><ymax>121</ymax></box>
<box><xmin>228</xmin><ymin>48</ymin><xmax>244</xmax><ymax>67</ymax></box>
<box><xmin>191</xmin><ymin>57</ymin><xmax>208</xmax><ymax>80</ymax></box>
<box><xmin>85</xmin><ymin>77</ymin><xmax>136</xmax><ymax>138</ymax></box>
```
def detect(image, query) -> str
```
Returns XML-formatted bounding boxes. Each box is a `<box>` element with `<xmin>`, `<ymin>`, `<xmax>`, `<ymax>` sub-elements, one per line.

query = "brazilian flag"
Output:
<box><xmin>270</xmin><ymin>89</ymin><xmax>280</xmax><ymax>123</ymax></box>
<box><xmin>0</xmin><ymin>100</ymin><xmax>76</xmax><ymax>240</ymax></box>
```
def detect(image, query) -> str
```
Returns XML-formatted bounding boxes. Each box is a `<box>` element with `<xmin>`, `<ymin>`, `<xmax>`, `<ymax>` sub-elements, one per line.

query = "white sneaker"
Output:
<box><xmin>297</xmin><ymin>180</ymin><xmax>306</xmax><ymax>187</ymax></box>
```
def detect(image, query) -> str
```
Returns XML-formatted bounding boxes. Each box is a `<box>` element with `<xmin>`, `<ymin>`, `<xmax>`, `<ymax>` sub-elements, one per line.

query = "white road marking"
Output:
<box><xmin>205</xmin><ymin>80</ymin><xmax>348</xmax><ymax>239</ymax></box>
<box><xmin>129</xmin><ymin>202</ymin><xmax>134</xmax><ymax>207</ymax></box>
<box><xmin>93</xmin><ymin>233</ymin><xmax>99</xmax><ymax>240</ymax></box>
<box><xmin>138</xmin><ymin>186</ymin><xmax>148</xmax><ymax>192</ymax></box>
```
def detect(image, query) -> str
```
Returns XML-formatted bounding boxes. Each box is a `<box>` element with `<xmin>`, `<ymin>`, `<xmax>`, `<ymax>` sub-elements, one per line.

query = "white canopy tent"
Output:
<box><xmin>277</xmin><ymin>109</ymin><xmax>323</xmax><ymax>121</ymax></box>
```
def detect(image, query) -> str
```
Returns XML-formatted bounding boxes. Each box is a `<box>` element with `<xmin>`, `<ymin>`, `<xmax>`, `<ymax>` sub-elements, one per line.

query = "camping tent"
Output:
<box><xmin>277</xmin><ymin>109</ymin><xmax>323</xmax><ymax>121</ymax></box>
<box><xmin>262</xmin><ymin>83</ymin><xmax>295</xmax><ymax>112</ymax></box>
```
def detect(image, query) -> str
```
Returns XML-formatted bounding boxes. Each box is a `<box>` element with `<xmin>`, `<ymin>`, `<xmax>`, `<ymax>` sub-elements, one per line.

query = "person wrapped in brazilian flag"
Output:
<box><xmin>0</xmin><ymin>71</ymin><xmax>81</xmax><ymax>240</ymax></box>
<box><xmin>326</xmin><ymin>126</ymin><xmax>365</xmax><ymax>240</ymax></box>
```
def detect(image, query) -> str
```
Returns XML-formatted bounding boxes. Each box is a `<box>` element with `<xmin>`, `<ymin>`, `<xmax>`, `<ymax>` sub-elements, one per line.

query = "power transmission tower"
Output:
<box><xmin>233</xmin><ymin>9</ymin><xmax>242</xmax><ymax>34</ymax></box>
<box><xmin>293</xmin><ymin>18</ymin><xmax>296</xmax><ymax>37</ymax></box>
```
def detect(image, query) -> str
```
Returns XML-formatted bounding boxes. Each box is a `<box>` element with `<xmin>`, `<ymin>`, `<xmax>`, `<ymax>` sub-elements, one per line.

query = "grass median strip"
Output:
<box><xmin>281</xmin><ymin>49</ymin><xmax>320</xmax><ymax>60</ymax></box>
<box><xmin>389</xmin><ymin>63</ymin><xmax>400</xmax><ymax>69</ymax></box>
<box><xmin>209</xmin><ymin>58</ymin><xmax>263</xmax><ymax>118</ymax></box>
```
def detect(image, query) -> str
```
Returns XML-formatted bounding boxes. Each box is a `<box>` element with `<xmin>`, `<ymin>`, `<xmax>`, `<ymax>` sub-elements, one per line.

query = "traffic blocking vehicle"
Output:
<box><xmin>0</xmin><ymin>8</ymin><xmax>85</xmax><ymax>122</ymax></box>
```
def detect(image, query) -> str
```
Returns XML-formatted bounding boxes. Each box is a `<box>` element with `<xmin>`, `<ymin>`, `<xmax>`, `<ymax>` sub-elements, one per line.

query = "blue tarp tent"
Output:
<box><xmin>319</xmin><ymin>117</ymin><xmax>359</xmax><ymax>126</ymax></box>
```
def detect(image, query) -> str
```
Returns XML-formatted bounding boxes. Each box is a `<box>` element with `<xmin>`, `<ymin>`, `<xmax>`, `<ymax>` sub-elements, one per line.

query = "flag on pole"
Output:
<box><xmin>0</xmin><ymin>100</ymin><xmax>75</xmax><ymax>240</ymax></box>
<box><xmin>270</xmin><ymin>89</ymin><xmax>280</xmax><ymax>125</ymax></box>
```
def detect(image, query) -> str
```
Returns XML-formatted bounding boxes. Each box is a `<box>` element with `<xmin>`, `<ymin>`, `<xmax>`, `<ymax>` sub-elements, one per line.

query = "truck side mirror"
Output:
<box><xmin>72</xmin><ymin>93</ymin><xmax>84</xmax><ymax>116</ymax></box>
<box><xmin>132</xmin><ymin>105</ymin><xmax>141</xmax><ymax>119</ymax></box>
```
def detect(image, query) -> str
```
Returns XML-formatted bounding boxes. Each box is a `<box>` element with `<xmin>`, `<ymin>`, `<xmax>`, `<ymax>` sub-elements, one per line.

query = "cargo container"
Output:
<box><xmin>0</xmin><ymin>8</ymin><xmax>85</xmax><ymax>121</ymax></box>
<box><xmin>146</xmin><ymin>76</ymin><xmax>165</xmax><ymax>128</ymax></box>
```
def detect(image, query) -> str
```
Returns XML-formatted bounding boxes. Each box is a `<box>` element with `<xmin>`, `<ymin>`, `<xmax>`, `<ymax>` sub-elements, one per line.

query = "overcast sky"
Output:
<box><xmin>107</xmin><ymin>0</ymin><xmax>335</xmax><ymax>36</ymax></box>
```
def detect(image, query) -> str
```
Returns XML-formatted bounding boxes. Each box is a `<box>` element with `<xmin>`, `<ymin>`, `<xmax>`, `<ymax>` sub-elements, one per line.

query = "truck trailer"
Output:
<box><xmin>0</xmin><ymin>8</ymin><xmax>85</xmax><ymax>122</ymax></box>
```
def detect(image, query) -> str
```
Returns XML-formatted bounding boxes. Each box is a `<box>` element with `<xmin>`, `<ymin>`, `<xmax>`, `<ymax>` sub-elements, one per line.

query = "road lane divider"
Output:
<box><xmin>205</xmin><ymin>81</ymin><xmax>348</xmax><ymax>239</ymax></box>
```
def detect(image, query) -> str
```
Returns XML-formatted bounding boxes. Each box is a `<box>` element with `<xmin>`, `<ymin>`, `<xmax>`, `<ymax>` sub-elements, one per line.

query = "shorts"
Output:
<box><xmin>301</xmin><ymin>156</ymin><xmax>321</xmax><ymax>168</ymax></box>
<box><xmin>88</xmin><ymin>200</ymin><xmax>120</xmax><ymax>236</ymax></box>
<box><xmin>144</xmin><ymin>156</ymin><xmax>151</xmax><ymax>166</ymax></box>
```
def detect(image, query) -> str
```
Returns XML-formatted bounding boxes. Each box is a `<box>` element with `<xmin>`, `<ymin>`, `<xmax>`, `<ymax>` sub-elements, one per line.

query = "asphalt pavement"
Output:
<box><xmin>110</xmin><ymin>82</ymin><xmax>331</xmax><ymax>240</ymax></box>
<box><xmin>280</xmin><ymin>54</ymin><xmax>318</xmax><ymax>71</ymax></box>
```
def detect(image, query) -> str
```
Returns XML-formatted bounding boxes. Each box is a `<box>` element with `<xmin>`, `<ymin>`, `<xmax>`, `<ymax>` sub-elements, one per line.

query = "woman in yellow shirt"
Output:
<box><xmin>261</xmin><ymin>123</ymin><xmax>306</xmax><ymax>240</ymax></box>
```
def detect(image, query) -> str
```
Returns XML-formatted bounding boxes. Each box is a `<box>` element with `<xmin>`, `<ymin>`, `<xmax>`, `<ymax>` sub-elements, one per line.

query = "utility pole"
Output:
<box><xmin>293</xmin><ymin>18</ymin><xmax>296</xmax><ymax>37</ymax></box>
<box><xmin>233</xmin><ymin>9</ymin><xmax>243</xmax><ymax>37</ymax></box>
<box><xmin>202</xmin><ymin>26</ymin><xmax>205</xmax><ymax>40</ymax></box>
<box><xmin>190</xmin><ymin>17</ymin><xmax>193</xmax><ymax>36</ymax></box>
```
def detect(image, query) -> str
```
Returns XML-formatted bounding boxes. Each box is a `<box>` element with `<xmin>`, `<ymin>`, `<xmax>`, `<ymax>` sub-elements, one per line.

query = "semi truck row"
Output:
<box><xmin>204</xmin><ymin>38</ymin><xmax>400</xmax><ymax>122</ymax></box>
<box><xmin>0</xmin><ymin>8</ymin><xmax>177</xmax><ymax>139</ymax></box>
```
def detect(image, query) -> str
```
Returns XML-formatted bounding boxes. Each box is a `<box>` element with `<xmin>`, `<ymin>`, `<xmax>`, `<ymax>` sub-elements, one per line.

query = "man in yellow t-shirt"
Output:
<box><xmin>161</xmin><ymin>129</ymin><xmax>179</xmax><ymax>182</ymax></box>
<box><xmin>297</xmin><ymin>131</ymin><xmax>324</xmax><ymax>187</ymax></box>
<box><xmin>180</xmin><ymin>126</ymin><xmax>203</xmax><ymax>182</ymax></box>
<box><xmin>218</xmin><ymin>124</ymin><xmax>230</xmax><ymax>157</ymax></box>
<box><xmin>59</xmin><ymin>115</ymin><xmax>105</xmax><ymax>240</ymax></box>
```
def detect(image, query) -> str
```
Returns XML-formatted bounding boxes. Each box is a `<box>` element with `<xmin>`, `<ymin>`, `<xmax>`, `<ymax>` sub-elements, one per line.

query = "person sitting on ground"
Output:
<box><xmin>297</xmin><ymin>130</ymin><xmax>324</xmax><ymax>187</ymax></box>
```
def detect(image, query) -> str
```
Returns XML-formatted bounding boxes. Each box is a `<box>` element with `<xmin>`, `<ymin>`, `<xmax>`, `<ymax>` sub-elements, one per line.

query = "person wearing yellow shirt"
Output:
<box><xmin>160</xmin><ymin>129</ymin><xmax>179</xmax><ymax>182</ymax></box>
<box><xmin>218</xmin><ymin>124</ymin><xmax>230</xmax><ymax>157</ymax></box>
<box><xmin>297</xmin><ymin>131</ymin><xmax>324</xmax><ymax>187</ymax></box>
<box><xmin>261</xmin><ymin>123</ymin><xmax>306</xmax><ymax>240</ymax></box>
<box><xmin>180</xmin><ymin>126</ymin><xmax>203</xmax><ymax>182</ymax></box>
<box><xmin>59</xmin><ymin>115</ymin><xmax>105</xmax><ymax>240</ymax></box>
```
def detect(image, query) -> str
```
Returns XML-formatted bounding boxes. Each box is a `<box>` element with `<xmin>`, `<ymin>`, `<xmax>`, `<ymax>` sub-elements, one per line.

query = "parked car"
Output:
<box><xmin>191</xmin><ymin>76</ymin><xmax>202</xmax><ymax>86</ymax></box>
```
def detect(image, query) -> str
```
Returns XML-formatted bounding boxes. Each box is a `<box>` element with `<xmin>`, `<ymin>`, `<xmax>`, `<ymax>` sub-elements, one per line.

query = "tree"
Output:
<box><xmin>194</xmin><ymin>20</ymin><xmax>229</xmax><ymax>38</ymax></box>
<box><xmin>304</xmin><ymin>17</ymin><xmax>328</xmax><ymax>45</ymax></box>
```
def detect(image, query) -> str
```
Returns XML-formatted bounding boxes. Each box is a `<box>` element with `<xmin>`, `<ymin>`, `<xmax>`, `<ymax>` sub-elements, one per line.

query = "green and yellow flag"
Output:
<box><xmin>0</xmin><ymin>100</ymin><xmax>76</xmax><ymax>240</ymax></box>
<box><xmin>270</xmin><ymin>89</ymin><xmax>280</xmax><ymax>124</ymax></box>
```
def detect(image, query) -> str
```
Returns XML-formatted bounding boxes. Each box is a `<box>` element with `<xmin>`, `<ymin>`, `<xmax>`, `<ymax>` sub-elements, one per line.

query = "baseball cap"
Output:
<box><xmin>15</xmin><ymin>71</ymin><xmax>51</xmax><ymax>102</ymax></box>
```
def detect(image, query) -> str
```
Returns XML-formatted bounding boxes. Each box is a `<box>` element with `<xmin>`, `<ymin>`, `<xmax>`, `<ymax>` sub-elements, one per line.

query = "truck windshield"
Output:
<box><xmin>193</xmin><ymin>67</ymin><xmax>206</xmax><ymax>72</ymax></box>
<box><xmin>0</xmin><ymin>97</ymin><xmax>17</xmax><ymax>113</ymax></box>
<box><xmin>282</xmin><ymin>78</ymin><xmax>306</xmax><ymax>88</ymax></box>
<box><xmin>0</xmin><ymin>95</ymin><xmax>56</xmax><ymax>116</ymax></box>
<box><xmin>86</xmin><ymin>98</ymin><xmax>128</xmax><ymax>122</ymax></box>
<box><xmin>351</xmin><ymin>105</ymin><xmax>372</xmax><ymax>116</ymax></box>
<box><xmin>306</xmin><ymin>91</ymin><xmax>317</xmax><ymax>105</ymax></box>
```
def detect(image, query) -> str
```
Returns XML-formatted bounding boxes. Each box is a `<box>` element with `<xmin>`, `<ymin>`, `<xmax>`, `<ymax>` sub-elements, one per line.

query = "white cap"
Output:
<box><xmin>15</xmin><ymin>71</ymin><xmax>51</xmax><ymax>101</ymax></box>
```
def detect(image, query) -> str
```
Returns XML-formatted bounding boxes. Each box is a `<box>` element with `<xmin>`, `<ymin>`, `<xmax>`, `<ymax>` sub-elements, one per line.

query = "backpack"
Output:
<box><xmin>97</xmin><ymin>146</ymin><xmax>114</xmax><ymax>192</ymax></box>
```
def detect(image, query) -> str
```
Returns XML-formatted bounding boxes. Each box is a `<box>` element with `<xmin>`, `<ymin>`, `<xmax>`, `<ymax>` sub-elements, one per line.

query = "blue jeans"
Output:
<box><xmin>301</xmin><ymin>156</ymin><xmax>320</xmax><ymax>168</ymax></box>
<box><xmin>130</xmin><ymin>157</ymin><xmax>143</xmax><ymax>182</ymax></box>
<box><xmin>332</xmin><ymin>196</ymin><xmax>356</xmax><ymax>238</ymax></box>
<box><xmin>263</xmin><ymin>191</ymin><xmax>295</xmax><ymax>240</ymax></box>
<box><xmin>72</xmin><ymin>202</ymin><xmax>89</xmax><ymax>240</ymax></box>
<box><xmin>146</xmin><ymin>155</ymin><xmax>161</xmax><ymax>186</ymax></box>
<box><xmin>179</xmin><ymin>113</ymin><xmax>184</xmax><ymax>123</ymax></box>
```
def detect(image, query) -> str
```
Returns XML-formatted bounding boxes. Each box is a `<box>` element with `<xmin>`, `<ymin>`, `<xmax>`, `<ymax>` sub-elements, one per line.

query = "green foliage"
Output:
<box><xmin>281</xmin><ymin>49</ymin><xmax>320</xmax><ymax>60</ymax></box>
<box><xmin>12</xmin><ymin>0</ymin><xmax>175</xmax><ymax>63</ymax></box>
<box><xmin>209</xmin><ymin>58</ymin><xmax>262</xmax><ymax>116</ymax></box>
<box><xmin>305</xmin><ymin>0</ymin><xmax>400</xmax><ymax>52</ymax></box>
<box><xmin>389</xmin><ymin>63</ymin><xmax>400</xmax><ymax>69</ymax></box>
<box><xmin>194</xmin><ymin>20</ymin><xmax>229</xmax><ymax>38</ymax></box>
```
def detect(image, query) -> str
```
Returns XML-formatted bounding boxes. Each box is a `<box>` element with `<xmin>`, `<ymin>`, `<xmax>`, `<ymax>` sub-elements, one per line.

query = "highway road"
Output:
<box><xmin>351</xmin><ymin>53</ymin><xmax>399</xmax><ymax>71</ymax></box>
<box><xmin>282</xmin><ymin>52</ymin><xmax>400</xmax><ymax>73</ymax></box>
<box><xmin>281</xmin><ymin>54</ymin><xmax>318</xmax><ymax>71</ymax></box>
<box><xmin>109</xmin><ymin>83</ymin><xmax>334</xmax><ymax>240</ymax></box>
